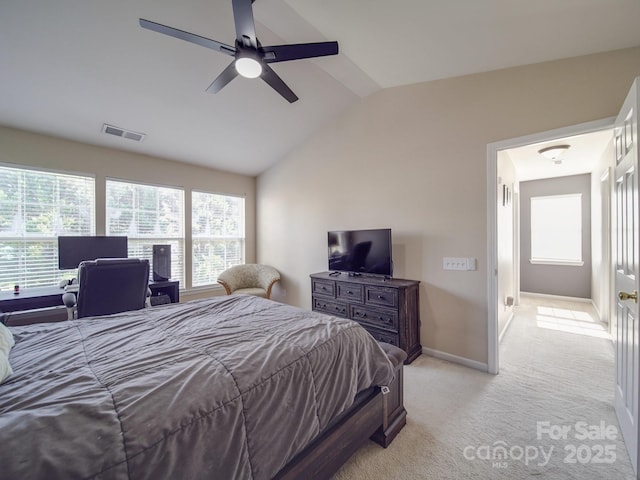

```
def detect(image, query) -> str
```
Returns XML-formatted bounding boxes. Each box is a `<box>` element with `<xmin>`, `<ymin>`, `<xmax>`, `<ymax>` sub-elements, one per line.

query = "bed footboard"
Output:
<box><xmin>274</xmin><ymin>343</ymin><xmax>407</xmax><ymax>479</ymax></box>
<box><xmin>371</xmin><ymin>343</ymin><xmax>407</xmax><ymax>447</ymax></box>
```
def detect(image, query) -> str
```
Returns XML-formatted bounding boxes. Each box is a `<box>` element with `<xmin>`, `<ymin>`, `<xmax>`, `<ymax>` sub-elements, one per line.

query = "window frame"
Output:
<box><xmin>529</xmin><ymin>193</ymin><xmax>584</xmax><ymax>267</ymax></box>
<box><xmin>0</xmin><ymin>165</ymin><xmax>250</xmax><ymax>292</ymax></box>
<box><xmin>105</xmin><ymin>177</ymin><xmax>186</xmax><ymax>285</ymax></box>
<box><xmin>191</xmin><ymin>189</ymin><xmax>246</xmax><ymax>288</ymax></box>
<box><xmin>0</xmin><ymin>163</ymin><xmax>96</xmax><ymax>288</ymax></box>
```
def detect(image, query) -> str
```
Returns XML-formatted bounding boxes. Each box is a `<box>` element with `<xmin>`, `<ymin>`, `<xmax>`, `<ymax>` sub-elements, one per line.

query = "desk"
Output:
<box><xmin>147</xmin><ymin>280</ymin><xmax>180</xmax><ymax>305</ymax></box>
<box><xmin>0</xmin><ymin>281</ymin><xmax>180</xmax><ymax>318</ymax></box>
<box><xmin>0</xmin><ymin>286</ymin><xmax>65</xmax><ymax>313</ymax></box>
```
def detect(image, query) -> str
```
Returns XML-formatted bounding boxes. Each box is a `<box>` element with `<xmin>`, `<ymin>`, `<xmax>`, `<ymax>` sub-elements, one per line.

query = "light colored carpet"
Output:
<box><xmin>333</xmin><ymin>294</ymin><xmax>635</xmax><ymax>479</ymax></box>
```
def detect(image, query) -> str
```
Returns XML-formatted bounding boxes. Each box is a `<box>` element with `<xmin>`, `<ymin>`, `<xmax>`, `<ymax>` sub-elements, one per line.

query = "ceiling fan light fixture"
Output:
<box><xmin>538</xmin><ymin>144</ymin><xmax>571</xmax><ymax>161</ymax></box>
<box><xmin>235</xmin><ymin>57</ymin><xmax>262</xmax><ymax>79</ymax></box>
<box><xmin>139</xmin><ymin>0</ymin><xmax>338</xmax><ymax>103</ymax></box>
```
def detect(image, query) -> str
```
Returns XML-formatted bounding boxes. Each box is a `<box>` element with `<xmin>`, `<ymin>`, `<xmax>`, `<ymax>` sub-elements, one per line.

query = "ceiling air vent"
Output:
<box><xmin>102</xmin><ymin>124</ymin><xmax>146</xmax><ymax>142</ymax></box>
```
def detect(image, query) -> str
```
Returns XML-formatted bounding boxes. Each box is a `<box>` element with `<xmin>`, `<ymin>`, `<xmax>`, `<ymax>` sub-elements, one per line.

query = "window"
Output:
<box><xmin>192</xmin><ymin>191</ymin><xmax>245</xmax><ymax>287</ymax></box>
<box><xmin>106</xmin><ymin>179</ymin><xmax>185</xmax><ymax>284</ymax></box>
<box><xmin>0</xmin><ymin>165</ymin><xmax>95</xmax><ymax>289</ymax></box>
<box><xmin>530</xmin><ymin>194</ymin><xmax>583</xmax><ymax>265</ymax></box>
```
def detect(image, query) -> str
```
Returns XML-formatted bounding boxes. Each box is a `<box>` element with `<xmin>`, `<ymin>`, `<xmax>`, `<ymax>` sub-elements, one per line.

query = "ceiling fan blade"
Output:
<box><xmin>232</xmin><ymin>0</ymin><xmax>258</xmax><ymax>49</ymax></box>
<box><xmin>139</xmin><ymin>18</ymin><xmax>236</xmax><ymax>56</ymax></box>
<box><xmin>261</xmin><ymin>64</ymin><xmax>298</xmax><ymax>103</ymax></box>
<box><xmin>206</xmin><ymin>61</ymin><xmax>239</xmax><ymax>94</ymax></box>
<box><xmin>262</xmin><ymin>42</ymin><xmax>339</xmax><ymax>63</ymax></box>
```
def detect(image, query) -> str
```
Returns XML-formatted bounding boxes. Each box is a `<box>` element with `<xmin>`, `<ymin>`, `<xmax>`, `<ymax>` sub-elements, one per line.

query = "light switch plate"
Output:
<box><xmin>443</xmin><ymin>257</ymin><xmax>477</xmax><ymax>271</ymax></box>
<box><xmin>443</xmin><ymin>257</ymin><xmax>467</xmax><ymax>270</ymax></box>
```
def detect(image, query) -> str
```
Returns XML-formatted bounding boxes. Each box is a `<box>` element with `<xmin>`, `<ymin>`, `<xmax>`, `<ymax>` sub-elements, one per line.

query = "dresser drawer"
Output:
<box><xmin>351</xmin><ymin>305</ymin><xmax>398</xmax><ymax>332</ymax></box>
<box><xmin>310</xmin><ymin>272</ymin><xmax>421</xmax><ymax>365</ymax></box>
<box><xmin>312</xmin><ymin>279</ymin><xmax>335</xmax><ymax>297</ymax></box>
<box><xmin>362</xmin><ymin>325</ymin><xmax>399</xmax><ymax>347</ymax></box>
<box><xmin>313</xmin><ymin>297</ymin><xmax>348</xmax><ymax>318</ymax></box>
<box><xmin>365</xmin><ymin>286</ymin><xmax>398</xmax><ymax>308</ymax></box>
<box><xmin>336</xmin><ymin>282</ymin><xmax>364</xmax><ymax>302</ymax></box>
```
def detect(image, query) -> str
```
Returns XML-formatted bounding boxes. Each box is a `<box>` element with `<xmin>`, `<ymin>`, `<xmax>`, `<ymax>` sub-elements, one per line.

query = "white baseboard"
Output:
<box><xmin>499</xmin><ymin>311</ymin><xmax>515</xmax><ymax>343</ymax></box>
<box><xmin>520</xmin><ymin>291</ymin><xmax>592</xmax><ymax>303</ymax></box>
<box><xmin>422</xmin><ymin>347</ymin><xmax>488</xmax><ymax>372</ymax></box>
<box><xmin>591</xmin><ymin>300</ymin><xmax>609</xmax><ymax>324</ymax></box>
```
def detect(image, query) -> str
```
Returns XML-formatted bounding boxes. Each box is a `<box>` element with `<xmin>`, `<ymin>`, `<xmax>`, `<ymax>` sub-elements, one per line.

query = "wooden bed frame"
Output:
<box><xmin>275</xmin><ymin>344</ymin><xmax>406</xmax><ymax>479</ymax></box>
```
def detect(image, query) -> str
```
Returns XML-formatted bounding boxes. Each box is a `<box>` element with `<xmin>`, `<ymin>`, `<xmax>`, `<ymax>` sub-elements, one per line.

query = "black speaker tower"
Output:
<box><xmin>152</xmin><ymin>244</ymin><xmax>171</xmax><ymax>282</ymax></box>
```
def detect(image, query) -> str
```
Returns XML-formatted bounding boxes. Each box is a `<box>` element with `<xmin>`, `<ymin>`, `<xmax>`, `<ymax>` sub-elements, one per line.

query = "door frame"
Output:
<box><xmin>600</xmin><ymin>167</ymin><xmax>612</xmax><ymax>329</ymax></box>
<box><xmin>486</xmin><ymin>117</ymin><xmax>615</xmax><ymax>374</ymax></box>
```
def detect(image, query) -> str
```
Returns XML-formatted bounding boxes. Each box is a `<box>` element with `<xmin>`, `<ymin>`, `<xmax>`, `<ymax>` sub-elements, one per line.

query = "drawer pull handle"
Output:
<box><xmin>377</xmin><ymin>295</ymin><xmax>383</xmax><ymax>299</ymax></box>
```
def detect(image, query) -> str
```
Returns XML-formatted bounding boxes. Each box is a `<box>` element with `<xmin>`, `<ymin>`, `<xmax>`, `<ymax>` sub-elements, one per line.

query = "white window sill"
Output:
<box><xmin>529</xmin><ymin>259</ymin><xmax>584</xmax><ymax>267</ymax></box>
<box><xmin>182</xmin><ymin>284</ymin><xmax>225</xmax><ymax>293</ymax></box>
<box><xmin>179</xmin><ymin>284</ymin><xmax>227</xmax><ymax>301</ymax></box>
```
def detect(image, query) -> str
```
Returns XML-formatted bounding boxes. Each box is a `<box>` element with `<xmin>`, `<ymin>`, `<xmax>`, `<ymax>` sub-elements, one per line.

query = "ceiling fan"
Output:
<box><xmin>140</xmin><ymin>0</ymin><xmax>339</xmax><ymax>103</ymax></box>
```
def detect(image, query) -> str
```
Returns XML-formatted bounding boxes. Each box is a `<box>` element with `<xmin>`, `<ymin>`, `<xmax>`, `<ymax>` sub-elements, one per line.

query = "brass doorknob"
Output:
<box><xmin>618</xmin><ymin>290</ymin><xmax>638</xmax><ymax>303</ymax></box>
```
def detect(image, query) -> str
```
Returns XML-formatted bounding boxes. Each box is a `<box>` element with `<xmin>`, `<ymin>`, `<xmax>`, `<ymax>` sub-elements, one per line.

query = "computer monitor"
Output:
<box><xmin>58</xmin><ymin>236</ymin><xmax>128</xmax><ymax>270</ymax></box>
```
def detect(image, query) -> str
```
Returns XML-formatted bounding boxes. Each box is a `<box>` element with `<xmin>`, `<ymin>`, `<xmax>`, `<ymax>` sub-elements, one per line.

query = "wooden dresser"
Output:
<box><xmin>310</xmin><ymin>272</ymin><xmax>421</xmax><ymax>364</ymax></box>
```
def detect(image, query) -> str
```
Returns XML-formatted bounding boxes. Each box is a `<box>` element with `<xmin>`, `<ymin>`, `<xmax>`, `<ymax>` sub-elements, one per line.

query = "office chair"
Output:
<box><xmin>62</xmin><ymin>258</ymin><xmax>150</xmax><ymax>320</ymax></box>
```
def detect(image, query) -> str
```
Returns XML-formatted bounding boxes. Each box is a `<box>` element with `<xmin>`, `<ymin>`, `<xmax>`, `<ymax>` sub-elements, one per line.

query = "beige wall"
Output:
<box><xmin>519</xmin><ymin>174</ymin><xmax>592</xmax><ymax>297</ymax></box>
<box><xmin>0</xmin><ymin>126</ymin><xmax>256</xmax><ymax>301</ymax></box>
<box><xmin>257</xmin><ymin>46</ymin><xmax>640</xmax><ymax>366</ymax></box>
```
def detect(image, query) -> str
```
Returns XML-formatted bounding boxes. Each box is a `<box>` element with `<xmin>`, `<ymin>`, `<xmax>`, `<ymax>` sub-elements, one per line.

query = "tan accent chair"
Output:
<box><xmin>217</xmin><ymin>264</ymin><xmax>280</xmax><ymax>299</ymax></box>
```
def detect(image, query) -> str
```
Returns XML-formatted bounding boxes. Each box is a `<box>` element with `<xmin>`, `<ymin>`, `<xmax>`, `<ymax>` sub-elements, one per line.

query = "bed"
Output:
<box><xmin>0</xmin><ymin>294</ymin><xmax>406</xmax><ymax>479</ymax></box>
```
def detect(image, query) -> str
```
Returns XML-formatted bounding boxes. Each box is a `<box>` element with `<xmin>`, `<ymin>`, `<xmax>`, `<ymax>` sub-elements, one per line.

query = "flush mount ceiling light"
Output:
<box><xmin>538</xmin><ymin>144</ymin><xmax>571</xmax><ymax>164</ymax></box>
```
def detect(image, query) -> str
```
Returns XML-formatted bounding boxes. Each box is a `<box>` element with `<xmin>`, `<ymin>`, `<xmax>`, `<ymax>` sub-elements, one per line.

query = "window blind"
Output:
<box><xmin>106</xmin><ymin>179</ymin><xmax>185</xmax><ymax>284</ymax></box>
<box><xmin>0</xmin><ymin>165</ymin><xmax>95</xmax><ymax>289</ymax></box>
<box><xmin>192</xmin><ymin>191</ymin><xmax>245</xmax><ymax>287</ymax></box>
<box><xmin>531</xmin><ymin>194</ymin><xmax>582</xmax><ymax>263</ymax></box>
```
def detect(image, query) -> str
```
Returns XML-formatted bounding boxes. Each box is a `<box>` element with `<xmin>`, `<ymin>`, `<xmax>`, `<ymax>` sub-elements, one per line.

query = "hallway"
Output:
<box><xmin>499</xmin><ymin>293</ymin><xmax>632</xmax><ymax>478</ymax></box>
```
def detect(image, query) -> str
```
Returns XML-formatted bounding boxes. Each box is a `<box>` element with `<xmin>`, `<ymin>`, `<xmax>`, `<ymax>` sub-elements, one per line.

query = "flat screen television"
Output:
<box><xmin>328</xmin><ymin>228</ymin><xmax>392</xmax><ymax>277</ymax></box>
<box><xmin>58</xmin><ymin>236</ymin><xmax>128</xmax><ymax>270</ymax></box>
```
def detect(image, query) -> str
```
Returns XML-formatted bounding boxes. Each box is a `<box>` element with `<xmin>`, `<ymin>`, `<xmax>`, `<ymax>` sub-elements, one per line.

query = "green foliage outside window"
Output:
<box><xmin>192</xmin><ymin>191</ymin><xmax>245</xmax><ymax>287</ymax></box>
<box><xmin>0</xmin><ymin>166</ymin><xmax>95</xmax><ymax>289</ymax></box>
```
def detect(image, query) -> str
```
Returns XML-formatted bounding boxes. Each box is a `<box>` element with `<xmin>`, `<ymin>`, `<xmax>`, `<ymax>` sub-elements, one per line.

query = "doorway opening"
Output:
<box><xmin>487</xmin><ymin>117</ymin><xmax>615</xmax><ymax>374</ymax></box>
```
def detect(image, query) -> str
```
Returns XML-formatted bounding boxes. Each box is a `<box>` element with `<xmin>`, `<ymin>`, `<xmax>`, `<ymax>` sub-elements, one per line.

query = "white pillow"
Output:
<box><xmin>0</xmin><ymin>323</ymin><xmax>14</xmax><ymax>384</ymax></box>
<box><xmin>0</xmin><ymin>351</ymin><xmax>12</xmax><ymax>384</ymax></box>
<box><xmin>0</xmin><ymin>322</ymin><xmax>14</xmax><ymax>357</ymax></box>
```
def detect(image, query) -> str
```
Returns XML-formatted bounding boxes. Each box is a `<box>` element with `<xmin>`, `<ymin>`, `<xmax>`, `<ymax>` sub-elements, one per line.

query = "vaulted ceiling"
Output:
<box><xmin>1</xmin><ymin>0</ymin><xmax>640</xmax><ymax>175</ymax></box>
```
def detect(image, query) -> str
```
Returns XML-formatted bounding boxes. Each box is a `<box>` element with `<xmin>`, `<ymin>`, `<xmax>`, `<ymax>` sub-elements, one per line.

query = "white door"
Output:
<box><xmin>614</xmin><ymin>77</ymin><xmax>640</xmax><ymax>474</ymax></box>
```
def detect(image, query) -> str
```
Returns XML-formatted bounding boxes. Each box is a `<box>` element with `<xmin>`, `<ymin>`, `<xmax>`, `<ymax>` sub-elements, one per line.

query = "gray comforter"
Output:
<box><xmin>0</xmin><ymin>295</ymin><xmax>394</xmax><ymax>479</ymax></box>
